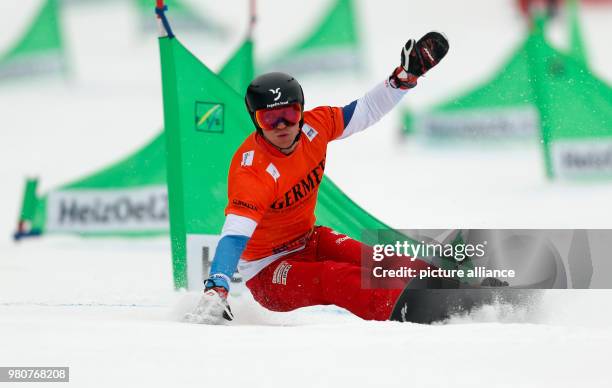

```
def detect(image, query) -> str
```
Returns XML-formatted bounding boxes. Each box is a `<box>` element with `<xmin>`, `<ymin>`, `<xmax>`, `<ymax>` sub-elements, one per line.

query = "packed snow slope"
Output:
<box><xmin>1</xmin><ymin>1</ymin><xmax>611</xmax><ymax>387</ymax></box>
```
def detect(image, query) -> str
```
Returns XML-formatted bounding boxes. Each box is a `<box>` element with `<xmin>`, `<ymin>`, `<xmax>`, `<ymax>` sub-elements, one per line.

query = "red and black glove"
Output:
<box><xmin>389</xmin><ymin>32</ymin><xmax>449</xmax><ymax>90</ymax></box>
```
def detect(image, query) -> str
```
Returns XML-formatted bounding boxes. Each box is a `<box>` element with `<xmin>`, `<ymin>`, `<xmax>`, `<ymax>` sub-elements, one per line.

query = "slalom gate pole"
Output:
<box><xmin>248</xmin><ymin>0</ymin><xmax>256</xmax><ymax>38</ymax></box>
<box><xmin>155</xmin><ymin>0</ymin><xmax>175</xmax><ymax>38</ymax></box>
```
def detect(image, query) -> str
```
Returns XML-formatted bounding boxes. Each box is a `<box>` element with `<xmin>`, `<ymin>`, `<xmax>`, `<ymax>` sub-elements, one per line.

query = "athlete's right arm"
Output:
<box><xmin>205</xmin><ymin>214</ymin><xmax>258</xmax><ymax>291</ymax></box>
<box><xmin>184</xmin><ymin>156</ymin><xmax>273</xmax><ymax>324</ymax></box>
<box><xmin>210</xmin><ymin>162</ymin><xmax>273</xmax><ymax>290</ymax></box>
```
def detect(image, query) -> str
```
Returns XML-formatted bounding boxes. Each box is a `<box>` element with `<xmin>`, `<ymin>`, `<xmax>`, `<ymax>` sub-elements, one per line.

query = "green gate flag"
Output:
<box><xmin>260</xmin><ymin>0</ymin><xmax>362</xmax><ymax>75</ymax></box>
<box><xmin>14</xmin><ymin>38</ymin><xmax>254</xmax><ymax>240</ymax></box>
<box><xmin>527</xmin><ymin>19</ymin><xmax>612</xmax><ymax>179</ymax></box>
<box><xmin>400</xmin><ymin>2</ymin><xmax>588</xmax><ymax>142</ymax></box>
<box><xmin>218</xmin><ymin>39</ymin><xmax>254</xmax><ymax>96</ymax></box>
<box><xmin>159</xmin><ymin>36</ymin><xmax>391</xmax><ymax>290</ymax></box>
<box><xmin>134</xmin><ymin>0</ymin><xmax>227</xmax><ymax>37</ymax></box>
<box><xmin>0</xmin><ymin>0</ymin><xmax>66</xmax><ymax>80</ymax></box>
<box><xmin>402</xmin><ymin>33</ymin><xmax>540</xmax><ymax>141</ymax></box>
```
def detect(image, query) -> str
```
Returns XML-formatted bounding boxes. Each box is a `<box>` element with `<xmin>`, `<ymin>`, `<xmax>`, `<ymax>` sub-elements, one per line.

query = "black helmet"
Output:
<box><xmin>245</xmin><ymin>72</ymin><xmax>305</xmax><ymax>132</ymax></box>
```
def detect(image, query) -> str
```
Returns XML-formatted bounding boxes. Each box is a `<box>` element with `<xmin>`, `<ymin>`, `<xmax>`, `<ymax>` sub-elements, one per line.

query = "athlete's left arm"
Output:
<box><xmin>339</xmin><ymin>80</ymin><xmax>407</xmax><ymax>140</ymax></box>
<box><xmin>339</xmin><ymin>32</ymin><xmax>449</xmax><ymax>140</ymax></box>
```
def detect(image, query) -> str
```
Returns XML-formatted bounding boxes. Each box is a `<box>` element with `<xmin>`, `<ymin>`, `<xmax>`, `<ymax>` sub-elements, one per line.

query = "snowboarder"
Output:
<box><xmin>186</xmin><ymin>32</ymin><xmax>450</xmax><ymax>324</ymax></box>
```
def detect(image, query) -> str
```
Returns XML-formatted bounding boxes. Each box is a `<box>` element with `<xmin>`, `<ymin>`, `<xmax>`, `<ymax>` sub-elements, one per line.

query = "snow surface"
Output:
<box><xmin>1</xmin><ymin>0</ymin><xmax>612</xmax><ymax>387</ymax></box>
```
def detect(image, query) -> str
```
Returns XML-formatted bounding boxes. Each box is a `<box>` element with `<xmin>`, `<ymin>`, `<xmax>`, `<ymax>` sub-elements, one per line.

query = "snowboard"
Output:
<box><xmin>389</xmin><ymin>277</ymin><xmax>537</xmax><ymax>324</ymax></box>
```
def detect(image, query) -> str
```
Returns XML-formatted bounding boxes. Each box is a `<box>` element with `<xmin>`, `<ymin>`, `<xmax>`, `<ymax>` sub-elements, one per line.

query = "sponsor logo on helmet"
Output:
<box><xmin>265</xmin><ymin>100</ymin><xmax>290</xmax><ymax>109</ymax></box>
<box><xmin>269</xmin><ymin>88</ymin><xmax>282</xmax><ymax>101</ymax></box>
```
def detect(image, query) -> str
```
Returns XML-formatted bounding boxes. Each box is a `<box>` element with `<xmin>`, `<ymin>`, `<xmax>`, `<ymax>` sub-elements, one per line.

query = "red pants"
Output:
<box><xmin>246</xmin><ymin>226</ymin><xmax>429</xmax><ymax>321</ymax></box>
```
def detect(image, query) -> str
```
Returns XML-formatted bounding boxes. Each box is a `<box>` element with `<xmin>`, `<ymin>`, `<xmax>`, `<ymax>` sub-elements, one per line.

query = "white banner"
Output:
<box><xmin>551</xmin><ymin>140</ymin><xmax>612</xmax><ymax>179</ymax></box>
<box><xmin>0</xmin><ymin>53</ymin><xmax>64</xmax><ymax>80</ymax></box>
<box><xmin>418</xmin><ymin>106</ymin><xmax>539</xmax><ymax>140</ymax></box>
<box><xmin>186</xmin><ymin>234</ymin><xmax>221</xmax><ymax>290</ymax></box>
<box><xmin>46</xmin><ymin>185</ymin><xmax>169</xmax><ymax>233</ymax></box>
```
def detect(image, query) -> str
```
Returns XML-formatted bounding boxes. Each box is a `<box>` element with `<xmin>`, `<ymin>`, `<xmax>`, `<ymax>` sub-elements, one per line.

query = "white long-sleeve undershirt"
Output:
<box><xmin>339</xmin><ymin>79</ymin><xmax>408</xmax><ymax>140</ymax></box>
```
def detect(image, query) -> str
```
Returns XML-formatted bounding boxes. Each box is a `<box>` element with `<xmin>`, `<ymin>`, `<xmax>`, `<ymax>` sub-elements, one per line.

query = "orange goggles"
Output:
<box><xmin>255</xmin><ymin>104</ymin><xmax>301</xmax><ymax>131</ymax></box>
